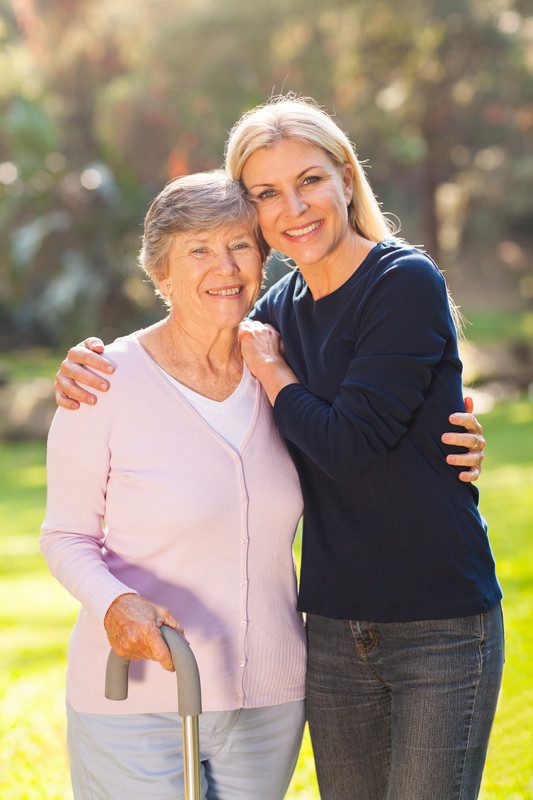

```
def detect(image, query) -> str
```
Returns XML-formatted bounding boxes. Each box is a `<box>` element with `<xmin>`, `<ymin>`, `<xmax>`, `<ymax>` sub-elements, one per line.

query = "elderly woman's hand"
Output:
<box><xmin>104</xmin><ymin>593</ymin><xmax>185</xmax><ymax>672</ymax></box>
<box><xmin>238</xmin><ymin>320</ymin><xmax>299</xmax><ymax>405</ymax></box>
<box><xmin>442</xmin><ymin>396</ymin><xmax>486</xmax><ymax>483</ymax></box>
<box><xmin>55</xmin><ymin>337</ymin><xmax>115</xmax><ymax>410</ymax></box>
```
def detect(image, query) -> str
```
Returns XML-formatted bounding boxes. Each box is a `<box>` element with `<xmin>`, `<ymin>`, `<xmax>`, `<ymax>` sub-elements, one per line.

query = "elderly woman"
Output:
<box><xmin>41</xmin><ymin>172</ymin><xmax>307</xmax><ymax>800</ymax></box>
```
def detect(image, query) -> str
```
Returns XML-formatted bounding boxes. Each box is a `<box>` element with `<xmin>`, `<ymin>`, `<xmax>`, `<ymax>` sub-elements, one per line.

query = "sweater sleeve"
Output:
<box><xmin>40</xmin><ymin>404</ymin><xmax>137</xmax><ymax>626</ymax></box>
<box><xmin>273</xmin><ymin>257</ymin><xmax>452</xmax><ymax>481</ymax></box>
<box><xmin>248</xmin><ymin>288</ymin><xmax>274</xmax><ymax>325</ymax></box>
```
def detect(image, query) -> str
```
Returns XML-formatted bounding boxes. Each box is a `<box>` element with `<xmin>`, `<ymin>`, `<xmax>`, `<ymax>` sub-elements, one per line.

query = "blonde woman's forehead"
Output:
<box><xmin>242</xmin><ymin>140</ymin><xmax>337</xmax><ymax>184</ymax></box>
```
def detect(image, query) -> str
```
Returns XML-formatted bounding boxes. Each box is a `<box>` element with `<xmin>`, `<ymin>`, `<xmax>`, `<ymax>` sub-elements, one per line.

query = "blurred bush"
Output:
<box><xmin>0</xmin><ymin>0</ymin><xmax>531</xmax><ymax>349</ymax></box>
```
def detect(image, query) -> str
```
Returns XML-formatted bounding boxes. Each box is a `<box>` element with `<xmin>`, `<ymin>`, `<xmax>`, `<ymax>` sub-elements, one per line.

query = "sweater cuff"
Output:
<box><xmin>80</xmin><ymin>571</ymin><xmax>139</xmax><ymax>628</ymax></box>
<box><xmin>273</xmin><ymin>383</ymin><xmax>309</xmax><ymax>437</ymax></box>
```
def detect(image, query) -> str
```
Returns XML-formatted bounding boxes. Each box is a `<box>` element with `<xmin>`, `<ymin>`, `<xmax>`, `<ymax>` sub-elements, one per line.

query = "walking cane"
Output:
<box><xmin>105</xmin><ymin>625</ymin><xmax>202</xmax><ymax>800</ymax></box>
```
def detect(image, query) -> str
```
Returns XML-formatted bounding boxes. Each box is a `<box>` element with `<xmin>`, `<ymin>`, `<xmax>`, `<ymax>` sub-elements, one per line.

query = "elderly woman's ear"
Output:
<box><xmin>159</xmin><ymin>279</ymin><xmax>172</xmax><ymax>299</ymax></box>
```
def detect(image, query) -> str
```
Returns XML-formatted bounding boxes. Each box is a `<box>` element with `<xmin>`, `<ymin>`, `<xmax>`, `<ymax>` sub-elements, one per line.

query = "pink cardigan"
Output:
<box><xmin>41</xmin><ymin>334</ymin><xmax>306</xmax><ymax>714</ymax></box>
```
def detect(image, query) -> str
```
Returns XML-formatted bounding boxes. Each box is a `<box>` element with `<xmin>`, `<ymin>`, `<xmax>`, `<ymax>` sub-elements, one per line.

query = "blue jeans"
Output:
<box><xmin>306</xmin><ymin>605</ymin><xmax>504</xmax><ymax>800</ymax></box>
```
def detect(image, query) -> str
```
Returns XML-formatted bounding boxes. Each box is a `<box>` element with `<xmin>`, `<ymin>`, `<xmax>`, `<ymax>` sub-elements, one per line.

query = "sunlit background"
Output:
<box><xmin>0</xmin><ymin>0</ymin><xmax>532</xmax><ymax>797</ymax></box>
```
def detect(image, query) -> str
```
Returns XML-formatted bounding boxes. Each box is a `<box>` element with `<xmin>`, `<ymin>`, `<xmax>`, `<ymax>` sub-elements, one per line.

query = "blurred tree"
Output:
<box><xmin>0</xmin><ymin>0</ymin><xmax>530</xmax><ymax>347</ymax></box>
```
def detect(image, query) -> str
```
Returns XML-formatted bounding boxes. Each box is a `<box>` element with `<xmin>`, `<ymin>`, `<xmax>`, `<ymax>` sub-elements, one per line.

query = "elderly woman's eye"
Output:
<box><xmin>231</xmin><ymin>241</ymin><xmax>251</xmax><ymax>250</ymax></box>
<box><xmin>192</xmin><ymin>247</ymin><xmax>208</xmax><ymax>255</ymax></box>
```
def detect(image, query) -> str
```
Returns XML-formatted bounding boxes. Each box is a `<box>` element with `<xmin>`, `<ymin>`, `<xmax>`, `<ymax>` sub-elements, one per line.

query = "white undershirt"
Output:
<box><xmin>158</xmin><ymin>363</ymin><xmax>256</xmax><ymax>451</ymax></box>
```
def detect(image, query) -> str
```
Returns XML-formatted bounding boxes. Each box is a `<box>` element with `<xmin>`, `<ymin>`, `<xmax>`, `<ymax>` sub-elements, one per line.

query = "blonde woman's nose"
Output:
<box><xmin>285</xmin><ymin>189</ymin><xmax>309</xmax><ymax>217</ymax></box>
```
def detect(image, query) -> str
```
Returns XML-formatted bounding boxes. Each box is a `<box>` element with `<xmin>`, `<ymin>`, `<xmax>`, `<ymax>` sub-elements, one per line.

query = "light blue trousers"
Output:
<box><xmin>67</xmin><ymin>699</ymin><xmax>305</xmax><ymax>799</ymax></box>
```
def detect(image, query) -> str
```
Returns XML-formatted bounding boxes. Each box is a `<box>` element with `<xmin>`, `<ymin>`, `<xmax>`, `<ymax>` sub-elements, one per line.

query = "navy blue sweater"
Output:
<box><xmin>250</xmin><ymin>240</ymin><xmax>501</xmax><ymax>621</ymax></box>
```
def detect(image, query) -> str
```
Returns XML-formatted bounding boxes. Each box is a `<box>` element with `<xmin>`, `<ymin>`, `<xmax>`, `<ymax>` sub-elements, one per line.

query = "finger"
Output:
<box><xmin>446</xmin><ymin>452</ymin><xmax>484</xmax><ymax>467</ymax></box>
<box><xmin>459</xmin><ymin>468</ymin><xmax>480</xmax><ymax>483</ymax></box>
<box><xmin>464</xmin><ymin>396</ymin><xmax>474</xmax><ymax>414</ymax></box>
<box><xmin>84</xmin><ymin>337</ymin><xmax>105</xmax><ymax>352</ymax></box>
<box><xmin>238</xmin><ymin>326</ymin><xmax>253</xmax><ymax>341</ymax></box>
<box><xmin>66</xmin><ymin>345</ymin><xmax>115</xmax><ymax>375</ymax></box>
<box><xmin>447</xmin><ymin>412</ymin><xmax>483</xmax><ymax>434</ymax></box>
<box><xmin>59</xmin><ymin>360</ymin><xmax>111</xmax><ymax>392</ymax></box>
<box><xmin>442</xmin><ymin>432</ymin><xmax>486</xmax><ymax>451</ymax></box>
<box><xmin>149</xmin><ymin>629</ymin><xmax>175</xmax><ymax>672</ymax></box>
<box><xmin>55</xmin><ymin>374</ymin><xmax>98</xmax><ymax>406</ymax></box>
<box><xmin>55</xmin><ymin>388</ymin><xmax>81</xmax><ymax>410</ymax></box>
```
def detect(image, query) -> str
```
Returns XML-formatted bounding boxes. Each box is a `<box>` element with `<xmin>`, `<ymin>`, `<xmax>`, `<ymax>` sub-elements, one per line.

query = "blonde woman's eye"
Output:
<box><xmin>302</xmin><ymin>175</ymin><xmax>321</xmax><ymax>186</ymax></box>
<box><xmin>256</xmin><ymin>189</ymin><xmax>276</xmax><ymax>201</ymax></box>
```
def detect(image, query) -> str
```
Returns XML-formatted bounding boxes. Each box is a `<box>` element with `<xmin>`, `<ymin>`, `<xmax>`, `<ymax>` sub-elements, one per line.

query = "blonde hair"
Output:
<box><xmin>138</xmin><ymin>170</ymin><xmax>270</xmax><ymax>303</ymax></box>
<box><xmin>225</xmin><ymin>95</ymin><xmax>394</xmax><ymax>243</ymax></box>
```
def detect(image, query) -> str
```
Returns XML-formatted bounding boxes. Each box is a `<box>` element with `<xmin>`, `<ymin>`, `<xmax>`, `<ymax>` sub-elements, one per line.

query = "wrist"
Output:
<box><xmin>256</xmin><ymin>360</ymin><xmax>299</xmax><ymax>405</ymax></box>
<box><xmin>104</xmin><ymin>592</ymin><xmax>137</xmax><ymax>626</ymax></box>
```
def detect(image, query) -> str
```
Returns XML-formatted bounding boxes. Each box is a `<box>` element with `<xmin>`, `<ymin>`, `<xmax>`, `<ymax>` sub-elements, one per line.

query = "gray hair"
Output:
<box><xmin>138</xmin><ymin>170</ymin><xmax>270</xmax><ymax>301</ymax></box>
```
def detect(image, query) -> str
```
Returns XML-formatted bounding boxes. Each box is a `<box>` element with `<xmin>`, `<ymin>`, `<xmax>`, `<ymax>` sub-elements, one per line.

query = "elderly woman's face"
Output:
<box><xmin>162</xmin><ymin>223</ymin><xmax>263</xmax><ymax>330</ymax></box>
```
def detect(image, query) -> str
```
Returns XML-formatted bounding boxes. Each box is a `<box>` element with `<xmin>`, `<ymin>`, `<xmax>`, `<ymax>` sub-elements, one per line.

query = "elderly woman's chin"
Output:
<box><xmin>202</xmin><ymin>288</ymin><xmax>257</xmax><ymax>330</ymax></box>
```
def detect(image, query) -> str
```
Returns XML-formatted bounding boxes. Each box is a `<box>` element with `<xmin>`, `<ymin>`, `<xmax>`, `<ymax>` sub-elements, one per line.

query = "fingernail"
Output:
<box><xmin>100</xmin><ymin>383</ymin><xmax>107</xmax><ymax>390</ymax></box>
<box><xmin>88</xmin><ymin>396</ymin><xmax>95</xmax><ymax>405</ymax></box>
<box><xmin>106</xmin><ymin>365</ymin><xmax>114</xmax><ymax>373</ymax></box>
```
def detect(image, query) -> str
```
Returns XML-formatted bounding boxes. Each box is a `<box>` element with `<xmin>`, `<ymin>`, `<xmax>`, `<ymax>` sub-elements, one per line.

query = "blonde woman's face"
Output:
<box><xmin>241</xmin><ymin>139</ymin><xmax>354</xmax><ymax>270</ymax></box>
<box><xmin>162</xmin><ymin>223</ymin><xmax>263</xmax><ymax>331</ymax></box>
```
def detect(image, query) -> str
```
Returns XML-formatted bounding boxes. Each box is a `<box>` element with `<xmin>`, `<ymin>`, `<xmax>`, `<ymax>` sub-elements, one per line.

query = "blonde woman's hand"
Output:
<box><xmin>104</xmin><ymin>593</ymin><xmax>185</xmax><ymax>672</ymax></box>
<box><xmin>55</xmin><ymin>337</ymin><xmax>115</xmax><ymax>409</ymax></box>
<box><xmin>238</xmin><ymin>320</ymin><xmax>298</xmax><ymax>404</ymax></box>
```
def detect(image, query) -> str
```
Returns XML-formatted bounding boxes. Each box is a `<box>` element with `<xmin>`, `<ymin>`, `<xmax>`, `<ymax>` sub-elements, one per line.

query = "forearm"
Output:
<box><xmin>42</xmin><ymin>405</ymin><xmax>136</xmax><ymax>625</ymax></box>
<box><xmin>40</xmin><ymin>529</ymin><xmax>138</xmax><ymax>624</ymax></box>
<box><xmin>252</xmin><ymin>357</ymin><xmax>300</xmax><ymax>405</ymax></box>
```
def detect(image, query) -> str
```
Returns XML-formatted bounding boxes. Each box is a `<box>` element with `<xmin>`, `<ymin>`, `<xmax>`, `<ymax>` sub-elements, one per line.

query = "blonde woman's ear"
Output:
<box><xmin>342</xmin><ymin>163</ymin><xmax>355</xmax><ymax>205</ymax></box>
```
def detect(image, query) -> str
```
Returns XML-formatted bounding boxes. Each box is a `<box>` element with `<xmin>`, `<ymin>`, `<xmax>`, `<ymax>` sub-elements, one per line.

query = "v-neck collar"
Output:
<box><xmin>128</xmin><ymin>332</ymin><xmax>261</xmax><ymax>457</ymax></box>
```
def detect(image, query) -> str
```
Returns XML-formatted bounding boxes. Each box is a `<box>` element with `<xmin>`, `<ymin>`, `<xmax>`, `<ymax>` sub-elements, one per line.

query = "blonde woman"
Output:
<box><xmin>229</xmin><ymin>97</ymin><xmax>503</xmax><ymax>800</ymax></box>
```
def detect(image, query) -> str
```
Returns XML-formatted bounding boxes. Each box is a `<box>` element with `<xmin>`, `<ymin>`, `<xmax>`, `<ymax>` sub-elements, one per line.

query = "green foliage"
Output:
<box><xmin>0</xmin><ymin>0</ymin><xmax>531</xmax><ymax>348</ymax></box>
<box><xmin>463</xmin><ymin>309</ymin><xmax>533</xmax><ymax>344</ymax></box>
<box><xmin>0</xmin><ymin>398</ymin><xmax>532</xmax><ymax>798</ymax></box>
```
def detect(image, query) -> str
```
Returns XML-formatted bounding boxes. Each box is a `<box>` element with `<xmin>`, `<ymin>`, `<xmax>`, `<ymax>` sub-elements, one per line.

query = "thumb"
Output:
<box><xmin>159</xmin><ymin>608</ymin><xmax>185</xmax><ymax>638</ymax></box>
<box><xmin>464</xmin><ymin>395</ymin><xmax>474</xmax><ymax>414</ymax></box>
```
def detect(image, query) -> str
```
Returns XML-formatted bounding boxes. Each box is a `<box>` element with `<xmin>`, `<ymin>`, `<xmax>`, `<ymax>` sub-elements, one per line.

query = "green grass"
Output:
<box><xmin>1</xmin><ymin>400</ymin><xmax>532</xmax><ymax>799</ymax></box>
<box><xmin>0</xmin><ymin>349</ymin><xmax>63</xmax><ymax>382</ymax></box>
<box><xmin>461</xmin><ymin>309</ymin><xmax>533</xmax><ymax>345</ymax></box>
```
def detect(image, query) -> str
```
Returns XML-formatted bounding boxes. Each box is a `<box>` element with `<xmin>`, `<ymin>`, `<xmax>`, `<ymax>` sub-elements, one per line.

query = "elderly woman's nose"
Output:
<box><xmin>217</xmin><ymin>249</ymin><xmax>239</xmax><ymax>273</ymax></box>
